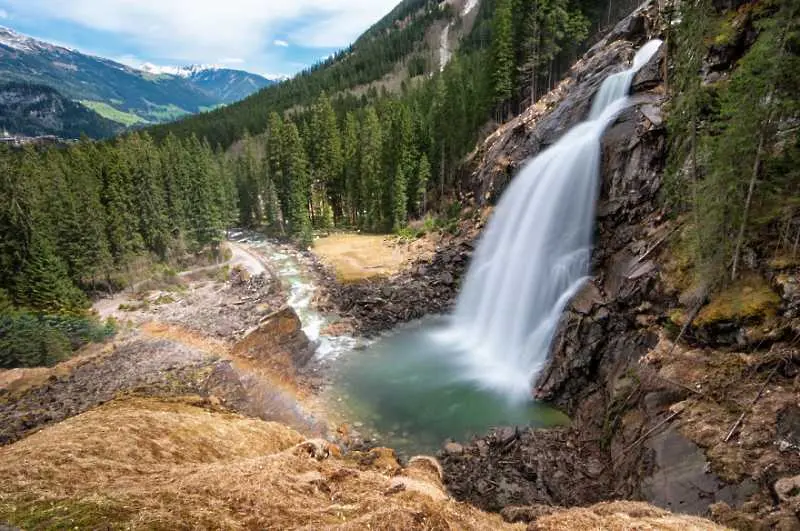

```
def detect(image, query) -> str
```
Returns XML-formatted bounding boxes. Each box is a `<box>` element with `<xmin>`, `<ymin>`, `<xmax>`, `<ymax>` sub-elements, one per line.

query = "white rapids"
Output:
<box><xmin>437</xmin><ymin>40</ymin><xmax>663</xmax><ymax>402</ymax></box>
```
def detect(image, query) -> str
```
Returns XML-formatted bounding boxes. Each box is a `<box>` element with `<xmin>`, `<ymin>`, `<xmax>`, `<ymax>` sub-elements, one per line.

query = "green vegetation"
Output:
<box><xmin>144</xmin><ymin>104</ymin><xmax>191</xmax><ymax>122</ymax></box>
<box><xmin>219</xmin><ymin>0</ymin><xmax>601</xmax><ymax>239</ymax></box>
<box><xmin>665</xmin><ymin>0</ymin><xmax>800</xmax><ymax>289</ymax></box>
<box><xmin>0</xmin><ymin>82</ymin><xmax>120</xmax><ymax>138</ymax></box>
<box><xmin>80</xmin><ymin>101</ymin><xmax>148</xmax><ymax>126</ymax></box>
<box><xmin>0</xmin><ymin>133</ymin><xmax>235</xmax><ymax>368</ymax></box>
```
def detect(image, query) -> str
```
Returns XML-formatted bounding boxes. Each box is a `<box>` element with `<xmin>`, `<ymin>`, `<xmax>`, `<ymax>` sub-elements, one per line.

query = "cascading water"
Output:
<box><xmin>440</xmin><ymin>39</ymin><xmax>664</xmax><ymax>402</ymax></box>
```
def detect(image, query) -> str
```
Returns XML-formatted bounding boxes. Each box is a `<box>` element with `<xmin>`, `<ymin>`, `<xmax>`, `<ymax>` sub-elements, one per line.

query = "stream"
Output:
<box><xmin>235</xmin><ymin>232</ymin><xmax>569</xmax><ymax>455</ymax></box>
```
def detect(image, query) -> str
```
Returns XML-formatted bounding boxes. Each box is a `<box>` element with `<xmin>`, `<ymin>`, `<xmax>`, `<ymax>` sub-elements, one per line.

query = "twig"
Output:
<box><xmin>637</xmin><ymin>225</ymin><xmax>681</xmax><ymax>264</ymax></box>
<box><xmin>658</xmin><ymin>375</ymin><xmax>704</xmax><ymax>396</ymax></box>
<box><xmin>665</xmin><ymin>299</ymin><xmax>705</xmax><ymax>359</ymax></box>
<box><xmin>723</xmin><ymin>363</ymin><xmax>781</xmax><ymax>443</ymax></box>
<box><xmin>621</xmin><ymin>409</ymin><xmax>682</xmax><ymax>455</ymax></box>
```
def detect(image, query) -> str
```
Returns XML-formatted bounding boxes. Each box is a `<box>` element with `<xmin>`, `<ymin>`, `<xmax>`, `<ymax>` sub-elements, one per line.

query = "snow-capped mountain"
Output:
<box><xmin>138</xmin><ymin>63</ymin><xmax>275</xmax><ymax>104</ymax></box>
<box><xmin>139</xmin><ymin>63</ymin><xmax>219</xmax><ymax>78</ymax></box>
<box><xmin>0</xmin><ymin>26</ymin><xmax>63</xmax><ymax>54</ymax></box>
<box><xmin>0</xmin><ymin>26</ymin><xmax>274</xmax><ymax>129</ymax></box>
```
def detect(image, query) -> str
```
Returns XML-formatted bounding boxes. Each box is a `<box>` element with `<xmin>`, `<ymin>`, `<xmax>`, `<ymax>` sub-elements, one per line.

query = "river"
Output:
<box><xmin>235</xmin><ymin>231</ymin><xmax>568</xmax><ymax>455</ymax></box>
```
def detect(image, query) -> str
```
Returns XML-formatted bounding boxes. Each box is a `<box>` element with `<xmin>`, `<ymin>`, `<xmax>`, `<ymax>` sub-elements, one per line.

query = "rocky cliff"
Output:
<box><xmin>438</xmin><ymin>2</ymin><xmax>799</xmax><ymax>529</ymax></box>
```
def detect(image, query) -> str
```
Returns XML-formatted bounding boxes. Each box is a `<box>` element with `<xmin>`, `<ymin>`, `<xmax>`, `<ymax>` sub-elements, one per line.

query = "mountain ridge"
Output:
<box><xmin>0</xmin><ymin>26</ymin><xmax>275</xmax><ymax>130</ymax></box>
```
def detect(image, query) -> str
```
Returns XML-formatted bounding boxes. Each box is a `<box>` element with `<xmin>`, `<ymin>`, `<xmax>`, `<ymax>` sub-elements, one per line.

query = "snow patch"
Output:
<box><xmin>139</xmin><ymin>63</ymin><xmax>221</xmax><ymax>78</ymax></box>
<box><xmin>0</xmin><ymin>26</ymin><xmax>60</xmax><ymax>53</ymax></box>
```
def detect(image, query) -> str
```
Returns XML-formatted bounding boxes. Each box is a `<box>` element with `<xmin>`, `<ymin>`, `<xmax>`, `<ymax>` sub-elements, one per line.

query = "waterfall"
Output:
<box><xmin>438</xmin><ymin>40</ymin><xmax>663</xmax><ymax>402</ymax></box>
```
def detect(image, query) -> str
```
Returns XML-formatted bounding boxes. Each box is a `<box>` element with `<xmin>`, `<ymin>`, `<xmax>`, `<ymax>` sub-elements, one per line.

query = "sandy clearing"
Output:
<box><xmin>311</xmin><ymin>233</ymin><xmax>435</xmax><ymax>282</ymax></box>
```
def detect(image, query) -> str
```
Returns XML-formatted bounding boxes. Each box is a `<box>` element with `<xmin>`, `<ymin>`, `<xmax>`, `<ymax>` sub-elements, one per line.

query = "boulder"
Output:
<box><xmin>233</xmin><ymin>306</ymin><xmax>314</xmax><ymax>370</ymax></box>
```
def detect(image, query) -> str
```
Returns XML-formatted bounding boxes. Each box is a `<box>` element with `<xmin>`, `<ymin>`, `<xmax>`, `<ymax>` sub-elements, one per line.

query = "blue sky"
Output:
<box><xmin>0</xmin><ymin>0</ymin><xmax>399</xmax><ymax>78</ymax></box>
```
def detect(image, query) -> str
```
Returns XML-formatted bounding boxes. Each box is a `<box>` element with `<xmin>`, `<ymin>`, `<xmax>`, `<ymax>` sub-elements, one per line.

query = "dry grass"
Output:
<box><xmin>0</xmin><ymin>396</ymin><xmax>728</xmax><ymax>530</ymax></box>
<box><xmin>0</xmin><ymin>342</ymin><xmax>114</xmax><ymax>396</ymax></box>
<box><xmin>312</xmin><ymin>233</ymin><xmax>435</xmax><ymax>282</ymax></box>
<box><xmin>0</xmin><ymin>397</ymin><xmax>514</xmax><ymax>530</ymax></box>
<box><xmin>532</xmin><ymin>501</ymin><xmax>728</xmax><ymax>530</ymax></box>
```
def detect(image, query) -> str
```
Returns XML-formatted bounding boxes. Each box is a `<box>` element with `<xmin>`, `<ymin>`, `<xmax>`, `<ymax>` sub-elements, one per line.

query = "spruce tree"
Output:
<box><xmin>283</xmin><ymin>122</ymin><xmax>312</xmax><ymax>242</ymax></box>
<box><xmin>491</xmin><ymin>0</ymin><xmax>514</xmax><ymax>118</ymax></box>
<box><xmin>360</xmin><ymin>107</ymin><xmax>384</xmax><ymax>232</ymax></box>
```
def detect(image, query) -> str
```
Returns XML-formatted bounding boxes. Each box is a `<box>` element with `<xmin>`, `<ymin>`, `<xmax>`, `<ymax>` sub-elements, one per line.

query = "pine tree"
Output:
<box><xmin>360</xmin><ymin>107</ymin><xmax>384</xmax><ymax>232</ymax></box>
<box><xmin>101</xmin><ymin>146</ymin><xmax>143</xmax><ymax>266</ymax></box>
<box><xmin>491</xmin><ymin>0</ymin><xmax>515</xmax><ymax>118</ymax></box>
<box><xmin>267</xmin><ymin>113</ymin><xmax>288</xmax><ymax>231</ymax></box>
<box><xmin>187</xmin><ymin>135</ymin><xmax>223</xmax><ymax>249</ymax></box>
<box><xmin>283</xmin><ymin>121</ymin><xmax>312</xmax><ymax>242</ymax></box>
<box><xmin>342</xmin><ymin>111</ymin><xmax>361</xmax><ymax>225</ymax></box>
<box><xmin>124</xmin><ymin>133</ymin><xmax>169</xmax><ymax>258</ymax></box>
<box><xmin>60</xmin><ymin>140</ymin><xmax>112</xmax><ymax>286</ymax></box>
<box><xmin>310</xmin><ymin>93</ymin><xmax>343</xmax><ymax>224</ymax></box>
<box><xmin>392</xmin><ymin>164</ymin><xmax>408</xmax><ymax>232</ymax></box>
<box><xmin>415</xmin><ymin>154</ymin><xmax>431</xmax><ymax>217</ymax></box>
<box><xmin>14</xmin><ymin>236</ymin><xmax>87</xmax><ymax>314</ymax></box>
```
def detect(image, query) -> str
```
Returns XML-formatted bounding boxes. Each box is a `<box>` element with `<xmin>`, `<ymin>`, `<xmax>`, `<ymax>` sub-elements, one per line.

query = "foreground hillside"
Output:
<box><xmin>0</xmin><ymin>396</ymin><xmax>727</xmax><ymax>530</ymax></box>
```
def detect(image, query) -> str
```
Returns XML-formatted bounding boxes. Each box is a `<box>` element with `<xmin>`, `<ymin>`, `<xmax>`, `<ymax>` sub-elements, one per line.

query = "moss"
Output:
<box><xmin>696</xmin><ymin>275</ymin><xmax>781</xmax><ymax>326</ymax></box>
<box><xmin>769</xmin><ymin>254</ymin><xmax>799</xmax><ymax>270</ymax></box>
<box><xmin>712</xmin><ymin>12</ymin><xmax>738</xmax><ymax>46</ymax></box>
<box><xmin>3</xmin><ymin>498</ymin><xmax>131</xmax><ymax>530</ymax></box>
<box><xmin>660</xmin><ymin>227</ymin><xmax>699</xmax><ymax>296</ymax></box>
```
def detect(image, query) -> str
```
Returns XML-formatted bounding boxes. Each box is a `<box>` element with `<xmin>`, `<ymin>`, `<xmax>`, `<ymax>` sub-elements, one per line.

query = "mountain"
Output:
<box><xmin>155</xmin><ymin>0</ymin><xmax>486</xmax><ymax>145</ymax></box>
<box><xmin>140</xmin><ymin>64</ymin><xmax>275</xmax><ymax>105</ymax></box>
<box><xmin>0</xmin><ymin>82</ymin><xmax>120</xmax><ymax>139</ymax></box>
<box><xmin>137</xmin><ymin>63</ymin><xmax>275</xmax><ymax>106</ymax></box>
<box><xmin>0</xmin><ymin>26</ymin><xmax>274</xmax><ymax>129</ymax></box>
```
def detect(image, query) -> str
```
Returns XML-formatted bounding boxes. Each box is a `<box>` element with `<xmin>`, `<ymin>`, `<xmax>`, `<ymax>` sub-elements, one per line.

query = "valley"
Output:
<box><xmin>0</xmin><ymin>26</ymin><xmax>275</xmax><ymax>137</ymax></box>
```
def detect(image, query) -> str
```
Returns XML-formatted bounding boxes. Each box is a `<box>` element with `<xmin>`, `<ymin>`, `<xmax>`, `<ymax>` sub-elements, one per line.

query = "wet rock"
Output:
<box><xmin>631</xmin><ymin>45</ymin><xmax>665</xmax><ymax>92</ymax></box>
<box><xmin>642</xmin><ymin>427</ymin><xmax>759</xmax><ymax>516</ymax></box>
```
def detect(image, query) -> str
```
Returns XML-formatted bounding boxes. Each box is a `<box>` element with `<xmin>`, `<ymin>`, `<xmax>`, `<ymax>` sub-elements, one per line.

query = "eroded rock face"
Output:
<box><xmin>442</xmin><ymin>2</ymin><xmax>800</xmax><ymax>526</ymax></box>
<box><xmin>232</xmin><ymin>306</ymin><xmax>314</xmax><ymax>370</ymax></box>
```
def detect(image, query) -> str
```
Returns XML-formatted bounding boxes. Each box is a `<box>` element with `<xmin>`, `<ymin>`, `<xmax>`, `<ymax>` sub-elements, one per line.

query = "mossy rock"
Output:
<box><xmin>695</xmin><ymin>276</ymin><xmax>781</xmax><ymax>326</ymax></box>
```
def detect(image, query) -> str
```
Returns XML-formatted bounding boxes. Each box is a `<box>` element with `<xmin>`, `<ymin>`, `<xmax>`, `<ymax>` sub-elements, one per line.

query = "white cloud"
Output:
<box><xmin>0</xmin><ymin>8</ymin><xmax>8</xmax><ymax>19</ymax></box>
<box><xmin>273</xmin><ymin>39</ymin><xmax>289</xmax><ymax>48</ymax></box>
<box><xmin>7</xmin><ymin>0</ymin><xmax>399</xmax><ymax>63</ymax></box>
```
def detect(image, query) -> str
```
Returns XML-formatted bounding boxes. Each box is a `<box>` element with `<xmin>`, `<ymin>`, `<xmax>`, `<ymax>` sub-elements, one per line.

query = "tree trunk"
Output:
<box><xmin>730</xmin><ymin>127</ymin><xmax>766</xmax><ymax>281</ymax></box>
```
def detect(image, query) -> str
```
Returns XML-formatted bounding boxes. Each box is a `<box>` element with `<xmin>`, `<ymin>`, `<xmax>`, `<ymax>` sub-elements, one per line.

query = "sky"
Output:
<box><xmin>0</xmin><ymin>0</ymin><xmax>400</xmax><ymax>79</ymax></box>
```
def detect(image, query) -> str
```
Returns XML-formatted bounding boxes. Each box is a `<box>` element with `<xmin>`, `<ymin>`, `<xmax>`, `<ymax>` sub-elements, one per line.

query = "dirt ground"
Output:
<box><xmin>311</xmin><ymin>233</ymin><xmax>436</xmax><ymax>282</ymax></box>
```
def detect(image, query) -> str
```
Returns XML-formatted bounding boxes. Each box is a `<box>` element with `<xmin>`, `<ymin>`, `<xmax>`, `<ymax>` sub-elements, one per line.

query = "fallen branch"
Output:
<box><xmin>658</xmin><ymin>375</ymin><xmax>704</xmax><ymax>396</ymax></box>
<box><xmin>665</xmin><ymin>298</ymin><xmax>705</xmax><ymax>359</ymax></box>
<box><xmin>723</xmin><ymin>363</ymin><xmax>781</xmax><ymax>443</ymax></box>
<box><xmin>621</xmin><ymin>409</ymin><xmax>682</xmax><ymax>456</ymax></box>
<box><xmin>637</xmin><ymin>225</ymin><xmax>681</xmax><ymax>264</ymax></box>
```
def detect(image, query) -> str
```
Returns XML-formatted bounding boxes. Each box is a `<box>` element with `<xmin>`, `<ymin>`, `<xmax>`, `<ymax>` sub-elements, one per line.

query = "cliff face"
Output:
<box><xmin>440</xmin><ymin>2</ymin><xmax>799</xmax><ymax>528</ymax></box>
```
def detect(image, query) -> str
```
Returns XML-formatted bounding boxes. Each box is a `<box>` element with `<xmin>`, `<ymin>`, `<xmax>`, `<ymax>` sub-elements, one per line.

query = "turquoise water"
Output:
<box><xmin>329</xmin><ymin>318</ymin><xmax>570</xmax><ymax>455</ymax></box>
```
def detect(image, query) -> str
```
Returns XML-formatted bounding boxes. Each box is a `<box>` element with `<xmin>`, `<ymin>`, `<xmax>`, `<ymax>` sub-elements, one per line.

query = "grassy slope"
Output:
<box><xmin>79</xmin><ymin>100</ymin><xmax>148</xmax><ymax>126</ymax></box>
